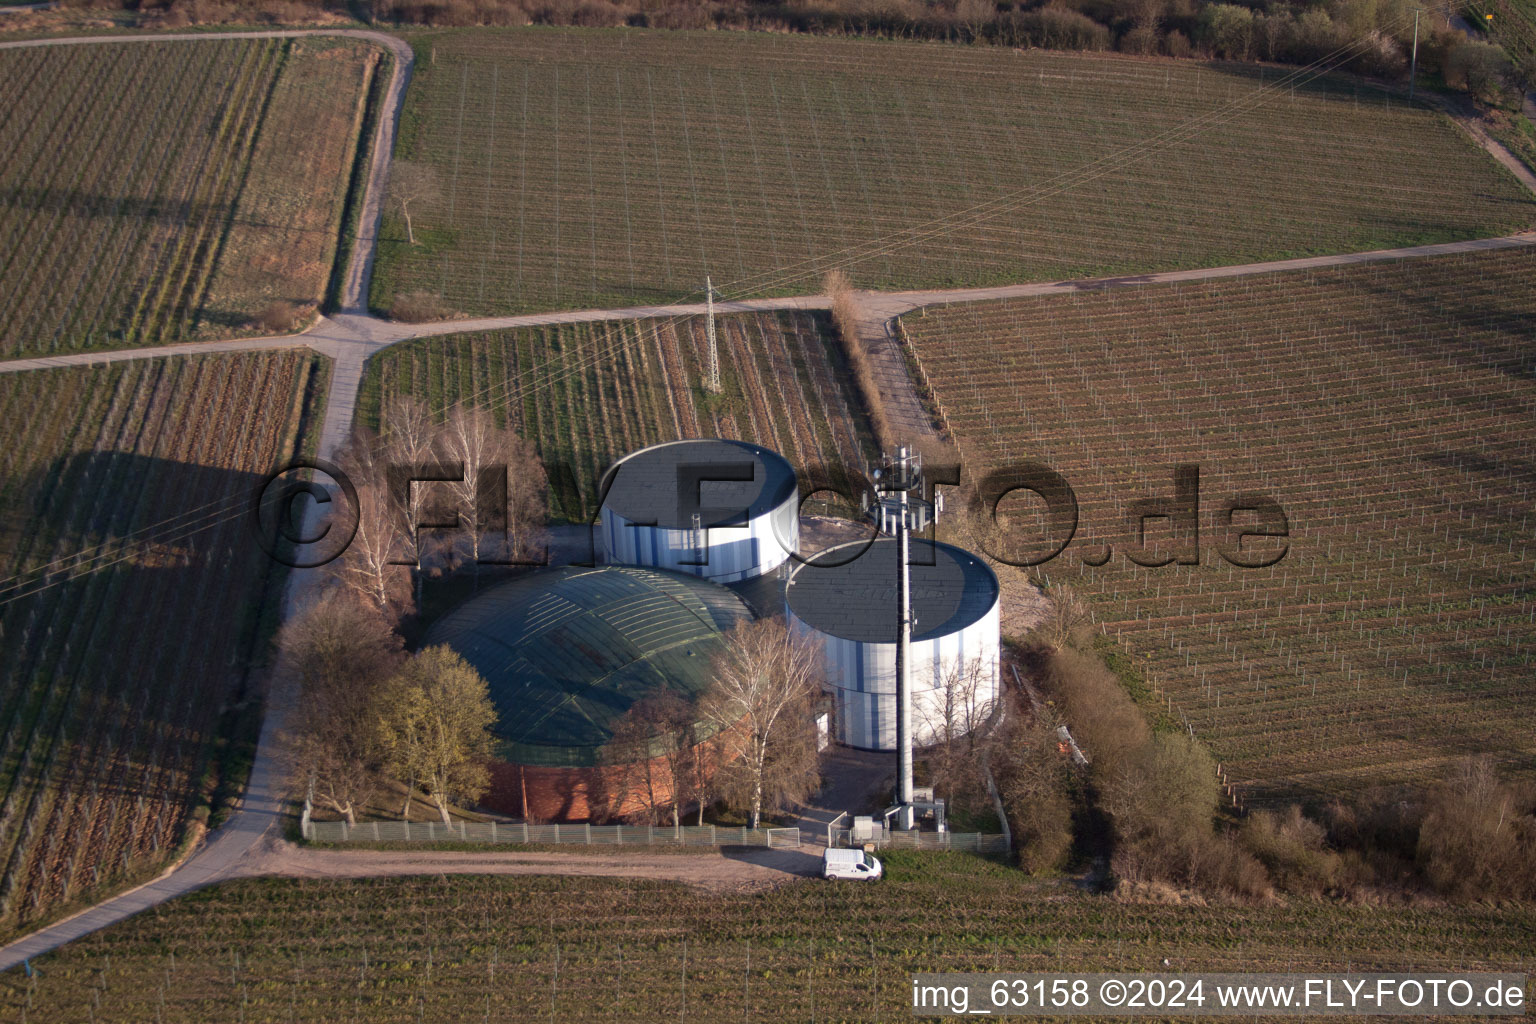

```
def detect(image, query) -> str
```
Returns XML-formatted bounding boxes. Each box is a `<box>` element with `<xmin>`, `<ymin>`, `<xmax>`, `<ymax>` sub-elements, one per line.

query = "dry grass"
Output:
<box><xmin>824</xmin><ymin>269</ymin><xmax>893</xmax><ymax>450</ymax></box>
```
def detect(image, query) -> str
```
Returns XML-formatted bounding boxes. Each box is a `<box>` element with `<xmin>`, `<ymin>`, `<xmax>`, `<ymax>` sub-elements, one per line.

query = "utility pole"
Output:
<box><xmin>1409</xmin><ymin>7</ymin><xmax>1420</xmax><ymax>103</ymax></box>
<box><xmin>705</xmin><ymin>276</ymin><xmax>720</xmax><ymax>394</ymax></box>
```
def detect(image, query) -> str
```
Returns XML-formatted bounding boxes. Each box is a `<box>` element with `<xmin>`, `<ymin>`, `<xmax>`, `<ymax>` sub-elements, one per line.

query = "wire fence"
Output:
<box><xmin>302</xmin><ymin>819</ymin><xmax>803</xmax><ymax>848</ymax></box>
<box><xmin>828</xmin><ymin>828</ymin><xmax>1009</xmax><ymax>855</ymax></box>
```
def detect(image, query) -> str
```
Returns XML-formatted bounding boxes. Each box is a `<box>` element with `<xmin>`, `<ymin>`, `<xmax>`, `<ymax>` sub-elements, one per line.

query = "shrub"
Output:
<box><xmin>1029</xmin><ymin>585</ymin><xmax>1095</xmax><ymax>652</ymax></box>
<box><xmin>1444</xmin><ymin>40</ymin><xmax>1514</xmax><ymax>103</ymax></box>
<box><xmin>389</xmin><ymin>290</ymin><xmax>452</xmax><ymax>322</ymax></box>
<box><xmin>573</xmin><ymin>0</ymin><xmax>630</xmax><ymax>24</ymax></box>
<box><xmin>997</xmin><ymin>6</ymin><xmax>1112</xmax><ymax>50</ymax></box>
<box><xmin>1100</xmin><ymin>732</ymin><xmax>1271</xmax><ymax>897</ymax></box>
<box><xmin>1416</xmin><ymin>758</ymin><xmax>1536</xmax><ymax>900</ymax></box>
<box><xmin>1352</xmin><ymin>29</ymin><xmax>1406</xmax><ymax>80</ymax></box>
<box><xmin>1195</xmin><ymin>3</ymin><xmax>1253</xmax><ymax>59</ymax></box>
<box><xmin>258</xmin><ymin>300</ymin><xmax>303</xmax><ymax>333</ymax></box>
<box><xmin>1099</xmin><ymin>731</ymin><xmax>1220</xmax><ymax>855</ymax></box>
<box><xmin>1282</xmin><ymin>7</ymin><xmax>1342</xmax><ymax>63</ymax></box>
<box><xmin>992</xmin><ymin>718</ymin><xmax>1074</xmax><ymax>874</ymax></box>
<box><xmin>823</xmin><ymin>269</ymin><xmax>894</xmax><ymax>449</ymax></box>
<box><xmin>1162</xmin><ymin>28</ymin><xmax>1192</xmax><ymax>56</ymax></box>
<box><xmin>1039</xmin><ymin>647</ymin><xmax>1151</xmax><ymax>770</ymax></box>
<box><xmin>1240</xmin><ymin>804</ymin><xmax>1344</xmax><ymax>895</ymax></box>
<box><xmin>1117</xmin><ymin>24</ymin><xmax>1161</xmax><ymax>53</ymax></box>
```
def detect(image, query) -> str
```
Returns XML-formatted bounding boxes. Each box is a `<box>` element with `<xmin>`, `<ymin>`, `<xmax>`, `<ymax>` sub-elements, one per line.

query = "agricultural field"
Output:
<box><xmin>0</xmin><ymin>350</ymin><xmax>326</xmax><ymax>939</ymax></box>
<box><xmin>371</xmin><ymin>28</ymin><xmax>1535</xmax><ymax>317</ymax></box>
<box><xmin>0</xmin><ymin>37</ymin><xmax>379</xmax><ymax>358</ymax></box>
<box><xmin>903</xmin><ymin>246</ymin><xmax>1536</xmax><ymax>803</ymax></box>
<box><xmin>359</xmin><ymin>311</ymin><xmax>877</xmax><ymax>521</ymax></box>
<box><xmin>2</xmin><ymin>858</ymin><xmax>1534</xmax><ymax>1022</ymax></box>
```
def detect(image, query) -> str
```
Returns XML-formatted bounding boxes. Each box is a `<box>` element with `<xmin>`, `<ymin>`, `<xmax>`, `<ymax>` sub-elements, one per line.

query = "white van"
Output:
<box><xmin>822</xmin><ymin>847</ymin><xmax>882</xmax><ymax>881</ymax></box>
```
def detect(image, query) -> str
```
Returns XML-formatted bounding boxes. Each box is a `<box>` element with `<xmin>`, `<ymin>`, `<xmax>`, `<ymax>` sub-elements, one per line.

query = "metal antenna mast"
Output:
<box><xmin>705</xmin><ymin>276</ymin><xmax>720</xmax><ymax>394</ymax></box>
<box><xmin>874</xmin><ymin>445</ymin><xmax>924</xmax><ymax>830</ymax></box>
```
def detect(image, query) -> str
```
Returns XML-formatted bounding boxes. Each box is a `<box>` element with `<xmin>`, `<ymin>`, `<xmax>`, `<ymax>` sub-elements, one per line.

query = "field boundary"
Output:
<box><xmin>304</xmin><ymin>820</ymin><xmax>803</xmax><ymax>848</ymax></box>
<box><xmin>1</xmin><ymin>233</ymin><xmax>1532</xmax><ymax>378</ymax></box>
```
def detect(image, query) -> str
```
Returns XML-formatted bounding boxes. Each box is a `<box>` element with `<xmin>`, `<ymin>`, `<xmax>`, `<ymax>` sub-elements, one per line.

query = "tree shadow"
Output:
<box><xmin>0</xmin><ymin>450</ymin><xmax>291</xmax><ymax>860</ymax></box>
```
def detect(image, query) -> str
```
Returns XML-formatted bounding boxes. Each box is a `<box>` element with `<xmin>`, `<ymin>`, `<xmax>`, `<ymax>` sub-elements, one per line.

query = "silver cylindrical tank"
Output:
<box><xmin>598</xmin><ymin>439</ymin><xmax>799</xmax><ymax>584</ymax></box>
<box><xmin>785</xmin><ymin>538</ymin><xmax>1001</xmax><ymax>750</ymax></box>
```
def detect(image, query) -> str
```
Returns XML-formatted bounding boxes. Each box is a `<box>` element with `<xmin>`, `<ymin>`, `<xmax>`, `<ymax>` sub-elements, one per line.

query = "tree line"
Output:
<box><xmin>330</xmin><ymin>396</ymin><xmax>548</xmax><ymax>619</ymax></box>
<box><xmin>77</xmin><ymin>0</ymin><xmax>1534</xmax><ymax>104</ymax></box>
<box><xmin>281</xmin><ymin>595</ymin><xmax>828</xmax><ymax>830</ymax></box>
<box><xmin>280</xmin><ymin>591</ymin><xmax>497</xmax><ymax>825</ymax></box>
<box><xmin>1003</xmin><ymin>586</ymin><xmax>1536</xmax><ymax>902</ymax></box>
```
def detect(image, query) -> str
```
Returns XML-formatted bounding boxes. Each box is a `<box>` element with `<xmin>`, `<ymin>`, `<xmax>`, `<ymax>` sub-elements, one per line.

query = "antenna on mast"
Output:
<box><xmin>705</xmin><ymin>276</ymin><xmax>721</xmax><ymax>394</ymax></box>
<box><xmin>870</xmin><ymin>445</ymin><xmax>927</xmax><ymax>831</ymax></box>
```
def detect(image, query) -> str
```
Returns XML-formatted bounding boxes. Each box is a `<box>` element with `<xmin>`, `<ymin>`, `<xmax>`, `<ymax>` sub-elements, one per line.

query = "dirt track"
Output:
<box><xmin>240</xmin><ymin>842</ymin><xmax>822</xmax><ymax>892</ymax></box>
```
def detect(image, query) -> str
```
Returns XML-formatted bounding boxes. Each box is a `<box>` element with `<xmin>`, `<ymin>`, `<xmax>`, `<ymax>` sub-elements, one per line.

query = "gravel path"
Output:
<box><xmin>239</xmin><ymin>841</ymin><xmax>820</xmax><ymax>892</ymax></box>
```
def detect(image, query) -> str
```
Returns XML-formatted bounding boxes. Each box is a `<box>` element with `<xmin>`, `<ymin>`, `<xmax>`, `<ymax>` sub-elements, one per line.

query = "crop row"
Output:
<box><xmin>0</xmin><ymin>38</ymin><xmax>373</xmax><ymax>358</ymax></box>
<box><xmin>3</xmin><ymin>866</ymin><xmax>1534</xmax><ymax>1022</ymax></box>
<box><xmin>361</xmin><ymin>311</ymin><xmax>876</xmax><ymax>521</ymax></box>
<box><xmin>0</xmin><ymin>350</ymin><xmax>325</xmax><ymax>936</ymax></box>
<box><xmin>371</xmin><ymin>29</ymin><xmax>1533</xmax><ymax>317</ymax></box>
<box><xmin>902</xmin><ymin>247</ymin><xmax>1536</xmax><ymax>801</ymax></box>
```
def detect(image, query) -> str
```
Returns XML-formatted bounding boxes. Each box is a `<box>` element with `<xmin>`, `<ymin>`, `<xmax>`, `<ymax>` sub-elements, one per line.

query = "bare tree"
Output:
<box><xmin>375</xmin><ymin>645</ymin><xmax>498</xmax><ymax>825</ymax></box>
<box><xmin>379</xmin><ymin>396</ymin><xmax>455</xmax><ymax>606</ymax></box>
<box><xmin>1417</xmin><ymin>757</ymin><xmax>1536</xmax><ymax>900</ymax></box>
<box><xmin>646</xmin><ymin>691</ymin><xmax>699</xmax><ymax>827</ymax></box>
<box><xmin>437</xmin><ymin>403</ymin><xmax>548</xmax><ymax>574</ymax></box>
<box><xmin>330</xmin><ymin>428</ymin><xmax>412</xmax><ymax>613</ymax></box>
<box><xmin>278</xmin><ymin>590</ymin><xmax>404</xmax><ymax>825</ymax></box>
<box><xmin>599</xmin><ymin>703</ymin><xmax>666</xmax><ymax>824</ymax></box>
<box><xmin>503</xmin><ymin>430</ymin><xmax>549</xmax><ymax>563</ymax></box>
<box><xmin>388</xmin><ymin>160</ymin><xmax>440</xmax><ymax>246</ymax></box>
<box><xmin>381</xmin><ymin>396</ymin><xmax>440</xmax><ymax>561</ymax></box>
<box><xmin>598</xmin><ymin>691</ymin><xmax>699</xmax><ymax>825</ymax></box>
<box><xmin>917</xmin><ymin>658</ymin><xmax>997</xmax><ymax>813</ymax></box>
<box><xmin>439</xmin><ymin>403</ymin><xmax>508</xmax><ymax>573</ymax></box>
<box><xmin>955</xmin><ymin>0</ymin><xmax>993</xmax><ymax>41</ymax></box>
<box><xmin>702</xmin><ymin>619</ymin><xmax>822</xmax><ymax>829</ymax></box>
<box><xmin>1030</xmin><ymin>585</ymin><xmax>1094</xmax><ymax>652</ymax></box>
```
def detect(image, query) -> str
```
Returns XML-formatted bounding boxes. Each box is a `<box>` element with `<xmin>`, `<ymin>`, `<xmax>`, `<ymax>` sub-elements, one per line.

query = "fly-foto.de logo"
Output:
<box><xmin>249</xmin><ymin>457</ymin><xmax>1289</xmax><ymax>571</ymax></box>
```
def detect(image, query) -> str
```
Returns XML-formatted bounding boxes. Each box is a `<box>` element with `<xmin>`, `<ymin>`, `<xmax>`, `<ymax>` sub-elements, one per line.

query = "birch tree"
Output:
<box><xmin>437</xmin><ymin>403</ymin><xmax>548</xmax><ymax>573</ymax></box>
<box><xmin>330</xmin><ymin>429</ymin><xmax>412</xmax><ymax>613</ymax></box>
<box><xmin>702</xmin><ymin>619</ymin><xmax>822</xmax><ymax>829</ymax></box>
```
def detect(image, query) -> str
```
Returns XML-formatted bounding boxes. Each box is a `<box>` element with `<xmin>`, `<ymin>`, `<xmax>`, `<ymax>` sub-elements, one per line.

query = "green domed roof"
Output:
<box><xmin>422</xmin><ymin>566</ymin><xmax>752</xmax><ymax>766</ymax></box>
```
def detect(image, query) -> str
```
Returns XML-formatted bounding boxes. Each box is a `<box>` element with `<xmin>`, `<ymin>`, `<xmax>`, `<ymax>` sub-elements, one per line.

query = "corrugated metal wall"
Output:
<box><xmin>599</xmin><ymin>492</ymin><xmax>798</xmax><ymax>583</ymax></box>
<box><xmin>789</xmin><ymin>596</ymin><xmax>1001</xmax><ymax>751</ymax></box>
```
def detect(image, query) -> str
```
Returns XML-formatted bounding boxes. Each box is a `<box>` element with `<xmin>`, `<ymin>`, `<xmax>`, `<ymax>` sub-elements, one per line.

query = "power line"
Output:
<box><xmin>2</xmin><ymin>17</ymin><xmax>1437</xmax><ymax>606</ymax></box>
